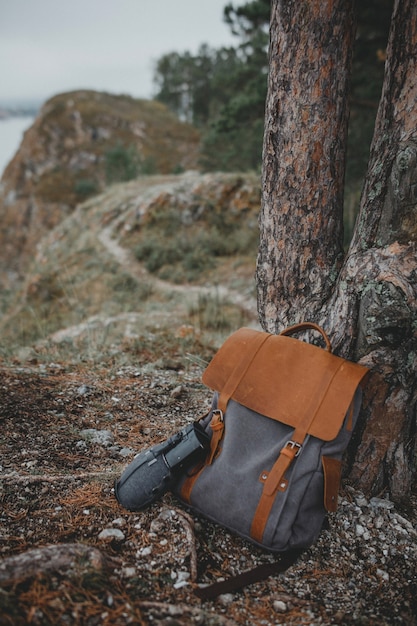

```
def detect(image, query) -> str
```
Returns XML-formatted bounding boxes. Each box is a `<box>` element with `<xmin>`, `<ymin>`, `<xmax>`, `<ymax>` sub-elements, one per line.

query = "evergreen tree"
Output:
<box><xmin>152</xmin><ymin>1</ymin><xmax>393</xmax><ymax>181</ymax></box>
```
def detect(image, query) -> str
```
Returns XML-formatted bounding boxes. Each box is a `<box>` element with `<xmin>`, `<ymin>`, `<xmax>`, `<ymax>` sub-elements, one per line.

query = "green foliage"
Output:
<box><xmin>346</xmin><ymin>0</ymin><xmax>394</xmax><ymax>186</ymax></box>
<box><xmin>134</xmin><ymin>201</ymin><xmax>259</xmax><ymax>283</ymax></box>
<box><xmin>105</xmin><ymin>143</ymin><xmax>140</xmax><ymax>184</ymax></box>
<box><xmin>152</xmin><ymin>0</ymin><xmax>394</xmax><ymax>220</ymax></box>
<box><xmin>188</xmin><ymin>290</ymin><xmax>243</xmax><ymax>331</ymax></box>
<box><xmin>153</xmin><ymin>1</ymin><xmax>270</xmax><ymax>172</ymax></box>
<box><xmin>74</xmin><ymin>178</ymin><xmax>99</xmax><ymax>198</ymax></box>
<box><xmin>154</xmin><ymin>45</ymin><xmax>215</xmax><ymax>127</ymax></box>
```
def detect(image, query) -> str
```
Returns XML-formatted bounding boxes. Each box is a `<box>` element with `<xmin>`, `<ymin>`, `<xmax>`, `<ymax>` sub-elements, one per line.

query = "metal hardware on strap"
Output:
<box><xmin>285</xmin><ymin>440</ymin><xmax>302</xmax><ymax>457</ymax></box>
<box><xmin>250</xmin><ymin>434</ymin><xmax>307</xmax><ymax>542</ymax></box>
<box><xmin>212</xmin><ymin>408</ymin><xmax>224</xmax><ymax>422</ymax></box>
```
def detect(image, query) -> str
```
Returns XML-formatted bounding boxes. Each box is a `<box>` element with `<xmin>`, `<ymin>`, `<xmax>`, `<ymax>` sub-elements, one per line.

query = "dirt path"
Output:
<box><xmin>98</xmin><ymin>225</ymin><xmax>258</xmax><ymax>319</ymax></box>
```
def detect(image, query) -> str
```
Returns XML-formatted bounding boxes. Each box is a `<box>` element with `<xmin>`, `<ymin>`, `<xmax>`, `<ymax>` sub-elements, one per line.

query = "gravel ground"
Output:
<box><xmin>0</xmin><ymin>361</ymin><xmax>416</xmax><ymax>625</ymax></box>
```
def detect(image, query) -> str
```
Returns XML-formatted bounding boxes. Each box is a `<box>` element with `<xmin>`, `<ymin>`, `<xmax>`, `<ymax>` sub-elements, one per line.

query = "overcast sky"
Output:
<box><xmin>0</xmin><ymin>0</ymin><xmax>238</xmax><ymax>105</ymax></box>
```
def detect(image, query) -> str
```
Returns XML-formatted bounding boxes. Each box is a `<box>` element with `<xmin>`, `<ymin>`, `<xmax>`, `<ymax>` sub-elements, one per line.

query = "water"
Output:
<box><xmin>0</xmin><ymin>116</ymin><xmax>34</xmax><ymax>178</ymax></box>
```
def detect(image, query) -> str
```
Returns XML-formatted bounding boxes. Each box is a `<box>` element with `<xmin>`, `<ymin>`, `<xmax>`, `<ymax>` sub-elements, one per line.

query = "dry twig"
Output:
<box><xmin>138</xmin><ymin>601</ymin><xmax>238</xmax><ymax>625</ymax></box>
<box><xmin>173</xmin><ymin>507</ymin><xmax>198</xmax><ymax>581</ymax></box>
<box><xmin>0</xmin><ymin>470</ymin><xmax>118</xmax><ymax>484</ymax></box>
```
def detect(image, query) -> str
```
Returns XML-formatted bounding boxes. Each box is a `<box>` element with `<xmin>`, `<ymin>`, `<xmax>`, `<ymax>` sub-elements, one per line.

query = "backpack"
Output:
<box><xmin>172</xmin><ymin>323</ymin><xmax>368</xmax><ymax>596</ymax></box>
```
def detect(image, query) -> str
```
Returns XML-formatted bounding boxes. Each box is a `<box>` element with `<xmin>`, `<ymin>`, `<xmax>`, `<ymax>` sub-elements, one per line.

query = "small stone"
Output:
<box><xmin>176</xmin><ymin>571</ymin><xmax>190</xmax><ymax>583</ymax></box>
<box><xmin>98</xmin><ymin>528</ymin><xmax>125</xmax><ymax>542</ymax></box>
<box><xmin>393</xmin><ymin>513</ymin><xmax>415</xmax><ymax>533</ymax></box>
<box><xmin>112</xmin><ymin>517</ymin><xmax>126</xmax><ymax>528</ymax></box>
<box><xmin>173</xmin><ymin>580</ymin><xmax>189</xmax><ymax>589</ymax></box>
<box><xmin>170</xmin><ymin>385</ymin><xmax>184</xmax><ymax>398</ymax></box>
<box><xmin>273</xmin><ymin>600</ymin><xmax>288</xmax><ymax>613</ymax></box>
<box><xmin>374</xmin><ymin>515</ymin><xmax>385</xmax><ymax>529</ymax></box>
<box><xmin>122</xmin><ymin>567</ymin><xmax>137</xmax><ymax>578</ymax></box>
<box><xmin>218</xmin><ymin>593</ymin><xmax>234</xmax><ymax>605</ymax></box>
<box><xmin>376</xmin><ymin>568</ymin><xmax>389</xmax><ymax>582</ymax></box>
<box><xmin>119</xmin><ymin>447</ymin><xmax>135</xmax><ymax>458</ymax></box>
<box><xmin>77</xmin><ymin>384</ymin><xmax>91</xmax><ymax>396</ymax></box>
<box><xmin>355</xmin><ymin>495</ymin><xmax>368</xmax><ymax>507</ymax></box>
<box><xmin>79</xmin><ymin>429</ymin><xmax>114</xmax><ymax>447</ymax></box>
<box><xmin>356</xmin><ymin>524</ymin><xmax>366</xmax><ymax>537</ymax></box>
<box><xmin>370</xmin><ymin>497</ymin><xmax>395</xmax><ymax>510</ymax></box>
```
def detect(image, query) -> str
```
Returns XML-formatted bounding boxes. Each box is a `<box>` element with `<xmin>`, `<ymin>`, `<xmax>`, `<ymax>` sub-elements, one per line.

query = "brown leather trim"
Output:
<box><xmin>206</xmin><ymin>412</ymin><xmax>225</xmax><ymax>465</ymax></box>
<box><xmin>202</xmin><ymin>328</ymin><xmax>368</xmax><ymax>441</ymax></box>
<box><xmin>250</xmin><ymin>338</ymin><xmax>354</xmax><ymax>543</ymax></box>
<box><xmin>322</xmin><ymin>456</ymin><xmax>342</xmax><ymax>512</ymax></box>
<box><xmin>250</xmin><ymin>445</ymin><xmax>298</xmax><ymax>542</ymax></box>
<box><xmin>180</xmin><ymin>464</ymin><xmax>204</xmax><ymax>503</ymax></box>
<box><xmin>279</xmin><ymin>322</ymin><xmax>332</xmax><ymax>352</ymax></box>
<box><xmin>179</xmin><ymin>411</ymin><xmax>224</xmax><ymax>503</ymax></box>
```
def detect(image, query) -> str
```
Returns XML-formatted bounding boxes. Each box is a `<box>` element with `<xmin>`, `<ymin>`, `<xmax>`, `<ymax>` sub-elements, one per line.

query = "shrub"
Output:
<box><xmin>74</xmin><ymin>178</ymin><xmax>99</xmax><ymax>198</ymax></box>
<box><xmin>105</xmin><ymin>143</ymin><xmax>140</xmax><ymax>184</ymax></box>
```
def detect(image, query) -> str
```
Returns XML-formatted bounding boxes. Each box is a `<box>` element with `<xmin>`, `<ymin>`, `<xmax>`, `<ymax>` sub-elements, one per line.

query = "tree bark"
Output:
<box><xmin>336</xmin><ymin>0</ymin><xmax>417</xmax><ymax>499</ymax></box>
<box><xmin>257</xmin><ymin>0</ymin><xmax>417</xmax><ymax>500</ymax></box>
<box><xmin>257</xmin><ymin>0</ymin><xmax>356</xmax><ymax>331</ymax></box>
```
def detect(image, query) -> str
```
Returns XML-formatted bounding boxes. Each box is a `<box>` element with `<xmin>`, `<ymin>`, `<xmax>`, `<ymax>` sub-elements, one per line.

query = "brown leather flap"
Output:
<box><xmin>202</xmin><ymin>327</ymin><xmax>368</xmax><ymax>441</ymax></box>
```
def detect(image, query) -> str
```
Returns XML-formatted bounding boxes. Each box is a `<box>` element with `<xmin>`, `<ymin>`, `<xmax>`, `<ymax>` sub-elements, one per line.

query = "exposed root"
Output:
<box><xmin>173</xmin><ymin>507</ymin><xmax>198</xmax><ymax>582</ymax></box>
<box><xmin>0</xmin><ymin>543</ymin><xmax>111</xmax><ymax>587</ymax></box>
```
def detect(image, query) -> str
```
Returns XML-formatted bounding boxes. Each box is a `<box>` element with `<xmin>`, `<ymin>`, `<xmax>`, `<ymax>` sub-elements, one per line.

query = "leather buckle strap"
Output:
<box><xmin>206</xmin><ymin>410</ymin><xmax>224</xmax><ymax>465</ymax></box>
<box><xmin>195</xmin><ymin>549</ymin><xmax>303</xmax><ymax>600</ymax></box>
<box><xmin>284</xmin><ymin>440</ymin><xmax>302</xmax><ymax>457</ymax></box>
<box><xmin>250</xmin><ymin>434</ymin><xmax>306</xmax><ymax>542</ymax></box>
<box><xmin>179</xmin><ymin>409</ymin><xmax>224</xmax><ymax>503</ymax></box>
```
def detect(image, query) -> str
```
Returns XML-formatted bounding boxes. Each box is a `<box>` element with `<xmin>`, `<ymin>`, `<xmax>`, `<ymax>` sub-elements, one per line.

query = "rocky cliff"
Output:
<box><xmin>0</xmin><ymin>90</ymin><xmax>200</xmax><ymax>286</ymax></box>
<box><xmin>0</xmin><ymin>171</ymin><xmax>260</xmax><ymax>361</ymax></box>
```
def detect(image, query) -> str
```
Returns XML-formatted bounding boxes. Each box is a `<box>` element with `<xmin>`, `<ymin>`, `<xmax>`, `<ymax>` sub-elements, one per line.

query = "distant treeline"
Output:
<box><xmin>152</xmin><ymin>0</ymin><xmax>393</xmax><ymax>192</ymax></box>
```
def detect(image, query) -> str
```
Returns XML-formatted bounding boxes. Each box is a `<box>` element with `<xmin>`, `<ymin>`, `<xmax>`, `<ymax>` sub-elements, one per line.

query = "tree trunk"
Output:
<box><xmin>257</xmin><ymin>0</ymin><xmax>356</xmax><ymax>330</ymax></box>
<box><xmin>257</xmin><ymin>0</ymin><xmax>417</xmax><ymax>501</ymax></box>
<box><xmin>338</xmin><ymin>0</ymin><xmax>417</xmax><ymax>500</ymax></box>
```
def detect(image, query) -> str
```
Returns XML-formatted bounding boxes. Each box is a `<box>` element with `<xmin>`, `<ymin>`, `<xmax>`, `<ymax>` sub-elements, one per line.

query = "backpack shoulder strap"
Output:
<box><xmin>195</xmin><ymin>549</ymin><xmax>303</xmax><ymax>600</ymax></box>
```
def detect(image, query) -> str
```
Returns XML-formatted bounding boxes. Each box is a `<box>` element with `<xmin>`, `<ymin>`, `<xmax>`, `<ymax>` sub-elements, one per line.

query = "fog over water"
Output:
<box><xmin>0</xmin><ymin>116</ymin><xmax>34</xmax><ymax>177</ymax></box>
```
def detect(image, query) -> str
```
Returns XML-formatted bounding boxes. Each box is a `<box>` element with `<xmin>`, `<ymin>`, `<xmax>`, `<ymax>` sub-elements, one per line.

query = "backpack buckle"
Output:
<box><xmin>212</xmin><ymin>409</ymin><xmax>224</xmax><ymax>422</ymax></box>
<box><xmin>285</xmin><ymin>440</ymin><xmax>302</xmax><ymax>457</ymax></box>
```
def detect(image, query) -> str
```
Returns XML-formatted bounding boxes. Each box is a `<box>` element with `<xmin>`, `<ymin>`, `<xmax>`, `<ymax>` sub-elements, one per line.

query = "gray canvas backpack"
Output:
<box><xmin>116</xmin><ymin>323</ymin><xmax>368</xmax><ymax>598</ymax></box>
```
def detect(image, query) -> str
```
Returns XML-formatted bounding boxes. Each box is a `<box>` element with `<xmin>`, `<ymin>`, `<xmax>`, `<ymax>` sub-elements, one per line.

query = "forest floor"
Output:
<box><xmin>0</xmin><ymin>354</ymin><xmax>416</xmax><ymax>626</ymax></box>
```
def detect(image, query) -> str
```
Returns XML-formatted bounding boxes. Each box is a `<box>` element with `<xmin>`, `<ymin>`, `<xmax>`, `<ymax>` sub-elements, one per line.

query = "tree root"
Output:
<box><xmin>0</xmin><ymin>543</ymin><xmax>112</xmax><ymax>587</ymax></box>
<box><xmin>172</xmin><ymin>507</ymin><xmax>198</xmax><ymax>581</ymax></box>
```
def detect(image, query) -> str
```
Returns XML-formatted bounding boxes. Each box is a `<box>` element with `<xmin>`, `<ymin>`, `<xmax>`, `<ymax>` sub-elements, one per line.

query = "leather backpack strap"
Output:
<box><xmin>250</xmin><ymin>439</ymin><xmax>305</xmax><ymax>542</ymax></box>
<box><xmin>195</xmin><ymin>549</ymin><xmax>303</xmax><ymax>600</ymax></box>
<box><xmin>250</xmin><ymin>357</ymin><xmax>345</xmax><ymax>544</ymax></box>
<box><xmin>279</xmin><ymin>322</ymin><xmax>332</xmax><ymax>352</ymax></box>
<box><xmin>181</xmin><ymin>331</ymin><xmax>271</xmax><ymax>504</ymax></box>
